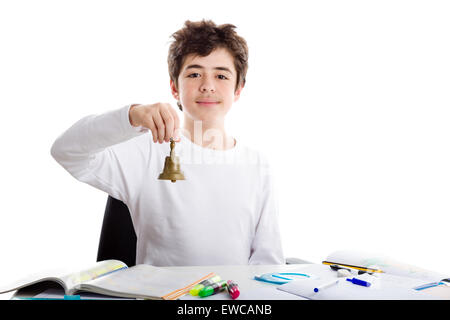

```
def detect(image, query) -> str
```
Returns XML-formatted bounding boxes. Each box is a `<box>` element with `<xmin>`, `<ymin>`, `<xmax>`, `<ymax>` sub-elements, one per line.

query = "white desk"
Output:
<box><xmin>165</xmin><ymin>263</ymin><xmax>447</xmax><ymax>300</ymax></box>
<box><xmin>9</xmin><ymin>263</ymin><xmax>448</xmax><ymax>300</ymax></box>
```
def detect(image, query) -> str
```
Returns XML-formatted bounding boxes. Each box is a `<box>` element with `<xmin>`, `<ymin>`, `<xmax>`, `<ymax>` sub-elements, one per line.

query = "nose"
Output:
<box><xmin>199</xmin><ymin>75</ymin><xmax>215</xmax><ymax>93</ymax></box>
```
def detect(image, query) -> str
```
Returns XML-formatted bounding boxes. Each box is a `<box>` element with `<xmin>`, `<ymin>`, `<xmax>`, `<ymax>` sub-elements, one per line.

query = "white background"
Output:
<box><xmin>1</xmin><ymin>0</ymin><xmax>449</xmax><ymax>297</ymax></box>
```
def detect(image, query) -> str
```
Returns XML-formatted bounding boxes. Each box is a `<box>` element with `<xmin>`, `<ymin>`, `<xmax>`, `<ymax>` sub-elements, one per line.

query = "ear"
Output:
<box><xmin>233</xmin><ymin>83</ymin><xmax>244</xmax><ymax>103</ymax></box>
<box><xmin>170</xmin><ymin>79</ymin><xmax>179</xmax><ymax>100</ymax></box>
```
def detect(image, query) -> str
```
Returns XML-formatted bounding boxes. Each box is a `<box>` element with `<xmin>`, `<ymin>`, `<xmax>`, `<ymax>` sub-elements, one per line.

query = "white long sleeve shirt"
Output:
<box><xmin>50</xmin><ymin>105</ymin><xmax>284</xmax><ymax>266</ymax></box>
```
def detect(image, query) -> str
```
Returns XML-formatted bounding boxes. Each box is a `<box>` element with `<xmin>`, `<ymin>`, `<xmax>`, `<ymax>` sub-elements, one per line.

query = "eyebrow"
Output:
<box><xmin>184</xmin><ymin>64</ymin><xmax>233</xmax><ymax>75</ymax></box>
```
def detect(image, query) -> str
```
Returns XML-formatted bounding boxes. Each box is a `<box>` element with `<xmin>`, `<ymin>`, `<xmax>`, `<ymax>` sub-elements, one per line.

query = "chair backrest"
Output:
<box><xmin>97</xmin><ymin>196</ymin><xmax>137</xmax><ymax>267</ymax></box>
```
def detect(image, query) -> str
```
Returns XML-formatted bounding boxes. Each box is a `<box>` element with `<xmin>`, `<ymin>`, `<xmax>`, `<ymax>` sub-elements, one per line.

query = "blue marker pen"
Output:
<box><xmin>314</xmin><ymin>280</ymin><xmax>339</xmax><ymax>293</ymax></box>
<box><xmin>346</xmin><ymin>277</ymin><xmax>371</xmax><ymax>287</ymax></box>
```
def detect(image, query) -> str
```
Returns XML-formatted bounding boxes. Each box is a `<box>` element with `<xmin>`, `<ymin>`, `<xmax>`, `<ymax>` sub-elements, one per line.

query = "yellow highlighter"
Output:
<box><xmin>190</xmin><ymin>275</ymin><xmax>221</xmax><ymax>296</ymax></box>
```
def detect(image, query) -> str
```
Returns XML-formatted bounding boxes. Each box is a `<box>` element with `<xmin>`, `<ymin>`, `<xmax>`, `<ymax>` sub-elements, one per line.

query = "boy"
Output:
<box><xmin>51</xmin><ymin>20</ymin><xmax>284</xmax><ymax>266</ymax></box>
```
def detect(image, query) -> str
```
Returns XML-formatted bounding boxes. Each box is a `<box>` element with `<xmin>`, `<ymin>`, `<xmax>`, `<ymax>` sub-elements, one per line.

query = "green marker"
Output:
<box><xmin>199</xmin><ymin>280</ymin><xmax>227</xmax><ymax>298</ymax></box>
<box><xmin>190</xmin><ymin>275</ymin><xmax>221</xmax><ymax>296</ymax></box>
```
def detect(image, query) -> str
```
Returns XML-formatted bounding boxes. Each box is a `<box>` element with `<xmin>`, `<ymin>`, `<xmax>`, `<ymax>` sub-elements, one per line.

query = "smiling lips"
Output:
<box><xmin>196</xmin><ymin>100</ymin><xmax>220</xmax><ymax>106</ymax></box>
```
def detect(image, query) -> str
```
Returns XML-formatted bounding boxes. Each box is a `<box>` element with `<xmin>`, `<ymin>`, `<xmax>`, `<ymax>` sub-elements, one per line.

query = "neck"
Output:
<box><xmin>182</xmin><ymin>116</ymin><xmax>235</xmax><ymax>150</ymax></box>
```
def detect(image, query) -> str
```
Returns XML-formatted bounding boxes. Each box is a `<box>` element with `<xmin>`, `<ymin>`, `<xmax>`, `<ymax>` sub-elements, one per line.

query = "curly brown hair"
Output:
<box><xmin>167</xmin><ymin>19</ymin><xmax>249</xmax><ymax>111</ymax></box>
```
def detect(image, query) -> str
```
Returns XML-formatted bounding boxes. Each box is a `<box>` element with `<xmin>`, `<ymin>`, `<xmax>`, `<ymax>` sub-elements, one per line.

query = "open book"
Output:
<box><xmin>0</xmin><ymin>260</ymin><xmax>214</xmax><ymax>300</ymax></box>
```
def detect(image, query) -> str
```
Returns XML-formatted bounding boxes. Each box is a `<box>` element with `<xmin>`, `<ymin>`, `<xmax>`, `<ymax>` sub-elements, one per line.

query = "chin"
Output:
<box><xmin>187</xmin><ymin>112</ymin><xmax>225</xmax><ymax>123</ymax></box>
<box><xmin>197</xmin><ymin>115</ymin><xmax>223</xmax><ymax>123</ymax></box>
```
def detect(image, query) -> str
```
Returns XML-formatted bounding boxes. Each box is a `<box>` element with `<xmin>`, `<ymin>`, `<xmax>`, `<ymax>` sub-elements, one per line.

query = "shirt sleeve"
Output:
<box><xmin>248</xmin><ymin>156</ymin><xmax>285</xmax><ymax>265</ymax></box>
<box><xmin>50</xmin><ymin>104</ymin><xmax>150</xmax><ymax>203</ymax></box>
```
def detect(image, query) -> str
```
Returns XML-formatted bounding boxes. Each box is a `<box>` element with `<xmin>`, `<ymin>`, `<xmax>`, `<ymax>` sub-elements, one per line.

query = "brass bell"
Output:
<box><xmin>158</xmin><ymin>137</ymin><xmax>185</xmax><ymax>183</ymax></box>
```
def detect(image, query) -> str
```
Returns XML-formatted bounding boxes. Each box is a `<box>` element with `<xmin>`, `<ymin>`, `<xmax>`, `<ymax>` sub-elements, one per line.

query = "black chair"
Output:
<box><xmin>97</xmin><ymin>196</ymin><xmax>311</xmax><ymax>266</ymax></box>
<box><xmin>97</xmin><ymin>196</ymin><xmax>137</xmax><ymax>267</ymax></box>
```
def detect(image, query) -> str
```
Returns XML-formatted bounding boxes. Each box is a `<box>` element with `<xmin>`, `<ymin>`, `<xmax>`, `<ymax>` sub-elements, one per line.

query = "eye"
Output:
<box><xmin>217</xmin><ymin>74</ymin><xmax>228</xmax><ymax>80</ymax></box>
<box><xmin>188</xmin><ymin>73</ymin><xmax>200</xmax><ymax>78</ymax></box>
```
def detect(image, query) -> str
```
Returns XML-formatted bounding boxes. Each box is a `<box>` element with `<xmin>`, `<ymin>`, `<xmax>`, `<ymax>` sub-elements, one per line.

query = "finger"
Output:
<box><xmin>172</xmin><ymin>128</ymin><xmax>181</xmax><ymax>142</ymax></box>
<box><xmin>167</xmin><ymin>106</ymin><xmax>180</xmax><ymax>139</ymax></box>
<box><xmin>142</xmin><ymin>116</ymin><xmax>158</xmax><ymax>143</ymax></box>
<box><xmin>160</xmin><ymin>107</ymin><xmax>174</xmax><ymax>143</ymax></box>
<box><xmin>152</xmin><ymin>111</ymin><xmax>165</xmax><ymax>143</ymax></box>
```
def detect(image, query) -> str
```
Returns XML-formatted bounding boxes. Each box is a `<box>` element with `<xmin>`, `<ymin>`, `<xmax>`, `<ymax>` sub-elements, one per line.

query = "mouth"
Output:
<box><xmin>196</xmin><ymin>101</ymin><xmax>220</xmax><ymax>106</ymax></box>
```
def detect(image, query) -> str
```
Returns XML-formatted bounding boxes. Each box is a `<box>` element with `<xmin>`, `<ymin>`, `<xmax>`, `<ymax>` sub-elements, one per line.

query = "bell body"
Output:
<box><xmin>158</xmin><ymin>155</ymin><xmax>185</xmax><ymax>183</ymax></box>
<box><xmin>158</xmin><ymin>138</ymin><xmax>185</xmax><ymax>183</ymax></box>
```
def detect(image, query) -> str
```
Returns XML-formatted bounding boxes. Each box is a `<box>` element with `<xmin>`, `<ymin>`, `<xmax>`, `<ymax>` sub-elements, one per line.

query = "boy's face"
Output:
<box><xmin>170</xmin><ymin>47</ymin><xmax>243</xmax><ymax>124</ymax></box>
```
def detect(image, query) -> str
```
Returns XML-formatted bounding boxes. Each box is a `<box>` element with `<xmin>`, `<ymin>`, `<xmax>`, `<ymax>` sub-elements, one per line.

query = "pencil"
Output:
<box><xmin>322</xmin><ymin>261</ymin><xmax>383</xmax><ymax>274</ymax></box>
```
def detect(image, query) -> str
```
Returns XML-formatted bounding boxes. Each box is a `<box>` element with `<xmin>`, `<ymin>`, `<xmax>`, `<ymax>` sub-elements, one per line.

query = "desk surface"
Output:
<box><xmin>168</xmin><ymin>264</ymin><xmax>447</xmax><ymax>300</ymax></box>
<box><xmin>10</xmin><ymin>263</ymin><xmax>447</xmax><ymax>300</ymax></box>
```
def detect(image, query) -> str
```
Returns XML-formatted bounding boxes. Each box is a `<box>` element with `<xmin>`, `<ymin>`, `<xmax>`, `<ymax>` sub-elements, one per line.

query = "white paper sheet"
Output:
<box><xmin>277</xmin><ymin>274</ymin><xmax>439</xmax><ymax>300</ymax></box>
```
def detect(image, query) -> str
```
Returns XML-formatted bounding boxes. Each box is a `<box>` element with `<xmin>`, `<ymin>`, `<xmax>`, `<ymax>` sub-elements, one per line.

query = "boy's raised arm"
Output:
<box><xmin>50</xmin><ymin>102</ymin><xmax>180</xmax><ymax>203</ymax></box>
<box><xmin>50</xmin><ymin>104</ymin><xmax>149</xmax><ymax>203</ymax></box>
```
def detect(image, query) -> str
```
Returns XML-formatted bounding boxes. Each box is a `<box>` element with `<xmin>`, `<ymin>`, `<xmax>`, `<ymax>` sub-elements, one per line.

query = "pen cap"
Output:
<box><xmin>198</xmin><ymin>286</ymin><xmax>214</xmax><ymax>297</ymax></box>
<box><xmin>199</xmin><ymin>280</ymin><xmax>227</xmax><ymax>298</ymax></box>
<box><xmin>226</xmin><ymin>280</ymin><xmax>240</xmax><ymax>299</ymax></box>
<box><xmin>189</xmin><ymin>284</ymin><xmax>205</xmax><ymax>296</ymax></box>
<box><xmin>190</xmin><ymin>275</ymin><xmax>221</xmax><ymax>296</ymax></box>
<box><xmin>347</xmin><ymin>278</ymin><xmax>371</xmax><ymax>287</ymax></box>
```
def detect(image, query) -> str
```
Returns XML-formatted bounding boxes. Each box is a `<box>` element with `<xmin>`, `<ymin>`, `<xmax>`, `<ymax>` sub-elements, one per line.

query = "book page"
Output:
<box><xmin>0</xmin><ymin>260</ymin><xmax>128</xmax><ymax>296</ymax></box>
<box><xmin>0</xmin><ymin>267</ymin><xmax>73</xmax><ymax>294</ymax></box>
<box><xmin>78</xmin><ymin>264</ymin><xmax>212</xmax><ymax>300</ymax></box>
<box><xmin>63</xmin><ymin>260</ymin><xmax>127</xmax><ymax>293</ymax></box>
